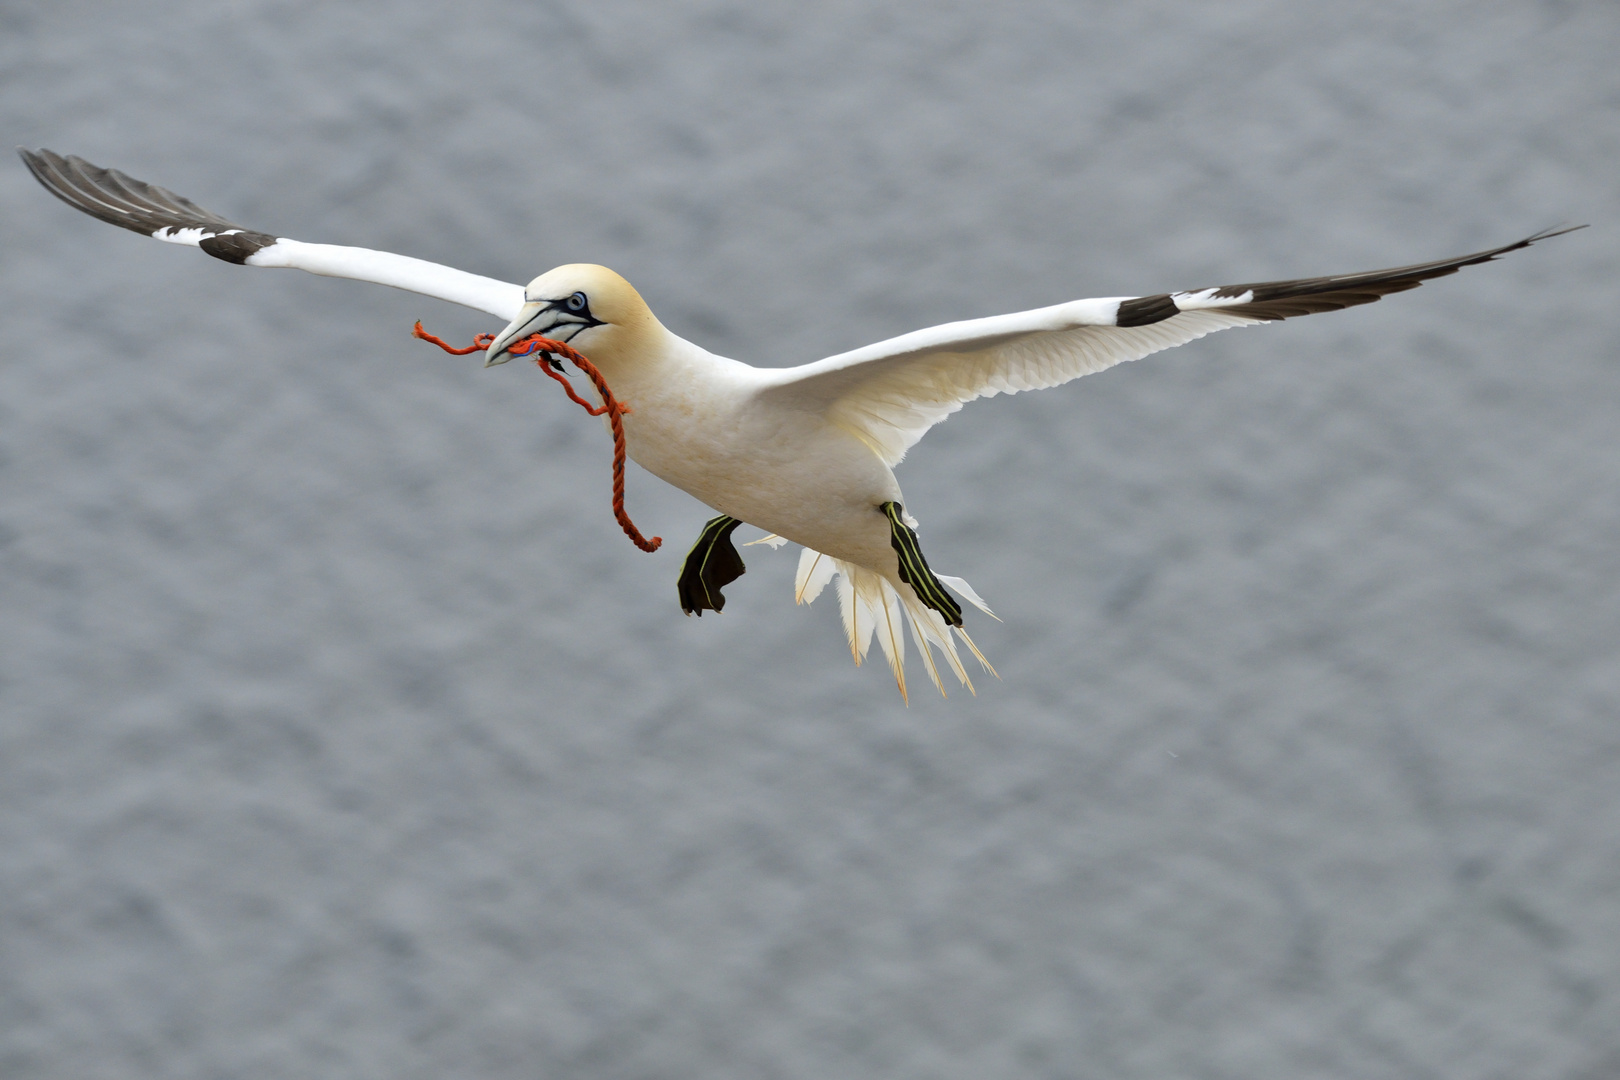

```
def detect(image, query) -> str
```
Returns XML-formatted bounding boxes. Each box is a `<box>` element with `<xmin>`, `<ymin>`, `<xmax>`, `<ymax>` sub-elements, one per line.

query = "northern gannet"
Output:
<box><xmin>20</xmin><ymin>149</ymin><xmax>1582</xmax><ymax>699</ymax></box>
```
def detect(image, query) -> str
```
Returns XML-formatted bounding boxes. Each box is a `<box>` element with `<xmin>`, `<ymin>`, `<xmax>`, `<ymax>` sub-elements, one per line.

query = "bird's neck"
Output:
<box><xmin>574</xmin><ymin>317</ymin><xmax>690</xmax><ymax>399</ymax></box>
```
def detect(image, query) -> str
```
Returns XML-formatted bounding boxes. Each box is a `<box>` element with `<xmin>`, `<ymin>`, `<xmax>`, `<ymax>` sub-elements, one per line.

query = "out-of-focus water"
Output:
<box><xmin>2</xmin><ymin>2</ymin><xmax>1616</xmax><ymax>1077</ymax></box>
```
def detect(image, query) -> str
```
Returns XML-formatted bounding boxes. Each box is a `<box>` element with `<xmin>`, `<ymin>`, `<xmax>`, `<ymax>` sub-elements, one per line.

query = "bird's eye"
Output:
<box><xmin>567</xmin><ymin>291</ymin><xmax>587</xmax><ymax>312</ymax></box>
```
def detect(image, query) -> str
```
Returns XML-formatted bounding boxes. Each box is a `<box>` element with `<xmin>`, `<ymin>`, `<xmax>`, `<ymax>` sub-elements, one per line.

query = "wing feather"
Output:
<box><xmin>20</xmin><ymin>148</ymin><xmax>524</xmax><ymax>320</ymax></box>
<box><xmin>760</xmin><ymin>229</ymin><xmax>1581</xmax><ymax>465</ymax></box>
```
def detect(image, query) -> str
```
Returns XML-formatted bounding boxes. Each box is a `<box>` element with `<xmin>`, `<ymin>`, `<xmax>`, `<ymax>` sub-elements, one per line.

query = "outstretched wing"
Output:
<box><xmin>757</xmin><ymin>228</ymin><xmax>1583</xmax><ymax>465</ymax></box>
<box><xmin>20</xmin><ymin>148</ymin><xmax>525</xmax><ymax>321</ymax></box>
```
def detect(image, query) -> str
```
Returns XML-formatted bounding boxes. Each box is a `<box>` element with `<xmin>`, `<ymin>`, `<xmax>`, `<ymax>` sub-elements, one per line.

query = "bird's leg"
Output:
<box><xmin>677</xmin><ymin>515</ymin><xmax>747</xmax><ymax>615</ymax></box>
<box><xmin>881</xmin><ymin>502</ymin><xmax>963</xmax><ymax>627</ymax></box>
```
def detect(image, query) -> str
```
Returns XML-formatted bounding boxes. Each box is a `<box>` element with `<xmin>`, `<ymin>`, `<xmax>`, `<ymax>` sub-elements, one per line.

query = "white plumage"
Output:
<box><xmin>247</xmin><ymin>239</ymin><xmax>525</xmax><ymax>319</ymax></box>
<box><xmin>20</xmin><ymin>148</ymin><xmax>1580</xmax><ymax>699</ymax></box>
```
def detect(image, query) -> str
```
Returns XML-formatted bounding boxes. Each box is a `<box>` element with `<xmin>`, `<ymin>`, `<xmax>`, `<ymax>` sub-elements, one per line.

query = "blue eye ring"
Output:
<box><xmin>567</xmin><ymin>291</ymin><xmax>587</xmax><ymax>312</ymax></box>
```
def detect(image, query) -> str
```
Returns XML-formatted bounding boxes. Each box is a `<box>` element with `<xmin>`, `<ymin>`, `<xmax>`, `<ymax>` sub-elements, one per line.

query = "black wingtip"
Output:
<box><xmin>1525</xmin><ymin>223</ymin><xmax>1589</xmax><ymax>243</ymax></box>
<box><xmin>17</xmin><ymin>146</ymin><xmax>52</xmax><ymax>185</ymax></box>
<box><xmin>1467</xmin><ymin>224</ymin><xmax>1589</xmax><ymax>268</ymax></box>
<box><xmin>18</xmin><ymin>148</ymin><xmax>276</xmax><ymax>262</ymax></box>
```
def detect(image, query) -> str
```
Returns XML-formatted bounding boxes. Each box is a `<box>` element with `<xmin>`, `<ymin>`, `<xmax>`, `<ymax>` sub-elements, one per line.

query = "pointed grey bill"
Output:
<box><xmin>483</xmin><ymin>302</ymin><xmax>549</xmax><ymax>366</ymax></box>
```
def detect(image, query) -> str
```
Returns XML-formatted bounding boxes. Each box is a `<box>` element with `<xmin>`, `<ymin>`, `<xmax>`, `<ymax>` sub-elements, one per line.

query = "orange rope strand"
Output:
<box><xmin>412</xmin><ymin>321</ymin><xmax>663</xmax><ymax>553</ymax></box>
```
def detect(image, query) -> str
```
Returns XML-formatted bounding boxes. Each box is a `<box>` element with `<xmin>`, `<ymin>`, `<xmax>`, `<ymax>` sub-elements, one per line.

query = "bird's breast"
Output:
<box><xmin>613</xmin><ymin>367</ymin><xmax>900</xmax><ymax>564</ymax></box>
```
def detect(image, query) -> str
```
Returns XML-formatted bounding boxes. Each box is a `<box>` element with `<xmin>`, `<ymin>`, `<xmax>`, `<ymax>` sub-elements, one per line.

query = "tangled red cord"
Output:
<box><xmin>412</xmin><ymin>321</ymin><xmax>663</xmax><ymax>553</ymax></box>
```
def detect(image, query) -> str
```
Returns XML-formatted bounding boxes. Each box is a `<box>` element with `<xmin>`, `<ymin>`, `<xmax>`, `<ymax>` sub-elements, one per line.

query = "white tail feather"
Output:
<box><xmin>834</xmin><ymin>569</ymin><xmax>871</xmax><ymax>663</ymax></box>
<box><xmin>795</xmin><ymin>547</ymin><xmax>837</xmax><ymax>604</ymax></box>
<box><xmin>936</xmin><ymin>574</ymin><xmax>998</xmax><ymax>619</ymax></box>
<box><xmin>797</xmin><ymin>547</ymin><xmax>996</xmax><ymax>699</ymax></box>
<box><xmin>875</xmin><ymin>583</ymin><xmax>908</xmax><ymax>702</ymax></box>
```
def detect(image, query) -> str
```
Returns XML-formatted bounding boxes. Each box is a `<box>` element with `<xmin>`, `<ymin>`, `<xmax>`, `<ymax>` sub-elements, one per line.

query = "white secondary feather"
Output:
<box><xmin>759</xmin><ymin>303</ymin><xmax>1264</xmax><ymax>465</ymax></box>
<box><xmin>1171</xmin><ymin>286</ymin><xmax>1256</xmax><ymax>308</ymax></box>
<box><xmin>247</xmin><ymin>239</ymin><xmax>525</xmax><ymax>320</ymax></box>
<box><xmin>152</xmin><ymin>225</ymin><xmax>244</xmax><ymax>246</ymax></box>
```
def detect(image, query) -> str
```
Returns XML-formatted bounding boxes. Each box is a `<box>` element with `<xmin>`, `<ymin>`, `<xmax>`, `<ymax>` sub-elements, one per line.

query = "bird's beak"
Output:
<box><xmin>483</xmin><ymin>301</ymin><xmax>549</xmax><ymax>367</ymax></box>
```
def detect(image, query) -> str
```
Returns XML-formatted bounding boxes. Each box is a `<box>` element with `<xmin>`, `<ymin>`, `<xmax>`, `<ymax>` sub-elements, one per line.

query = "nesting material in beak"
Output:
<box><xmin>483</xmin><ymin>301</ymin><xmax>548</xmax><ymax>366</ymax></box>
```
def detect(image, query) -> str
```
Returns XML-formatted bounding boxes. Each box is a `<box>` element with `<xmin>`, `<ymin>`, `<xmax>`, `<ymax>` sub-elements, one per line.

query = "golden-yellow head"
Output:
<box><xmin>483</xmin><ymin>264</ymin><xmax>662</xmax><ymax>372</ymax></box>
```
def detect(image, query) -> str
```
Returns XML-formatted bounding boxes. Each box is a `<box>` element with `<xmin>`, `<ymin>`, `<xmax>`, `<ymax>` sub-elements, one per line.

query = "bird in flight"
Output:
<box><xmin>21</xmin><ymin>148</ymin><xmax>1581</xmax><ymax>700</ymax></box>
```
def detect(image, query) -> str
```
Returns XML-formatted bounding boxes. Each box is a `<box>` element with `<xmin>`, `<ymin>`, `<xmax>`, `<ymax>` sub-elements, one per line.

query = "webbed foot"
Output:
<box><xmin>881</xmin><ymin>501</ymin><xmax>963</xmax><ymax>627</ymax></box>
<box><xmin>677</xmin><ymin>515</ymin><xmax>746</xmax><ymax>615</ymax></box>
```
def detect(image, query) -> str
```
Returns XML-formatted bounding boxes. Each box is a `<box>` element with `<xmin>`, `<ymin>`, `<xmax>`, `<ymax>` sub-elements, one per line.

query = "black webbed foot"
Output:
<box><xmin>881</xmin><ymin>501</ymin><xmax>963</xmax><ymax>627</ymax></box>
<box><xmin>677</xmin><ymin>515</ymin><xmax>746</xmax><ymax>615</ymax></box>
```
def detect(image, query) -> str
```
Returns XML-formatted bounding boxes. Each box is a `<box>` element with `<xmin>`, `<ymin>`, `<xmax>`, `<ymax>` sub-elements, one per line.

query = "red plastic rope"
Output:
<box><xmin>412</xmin><ymin>321</ymin><xmax>663</xmax><ymax>553</ymax></box>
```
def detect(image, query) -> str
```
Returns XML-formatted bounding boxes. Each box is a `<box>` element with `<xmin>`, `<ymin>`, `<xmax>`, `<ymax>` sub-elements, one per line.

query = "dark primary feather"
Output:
<box><xmin>1118</xmin><ymin>226</ymin><xmax>1586</xmax><ymax>327</ymax></box>
<box><xmin>20</xmin><ymin>148</ymin><xmax>244</xmax><ymax>236</ymax></box>
<box><xmin>20</xmin><ymin>148</ymin><xmax>277</xmax><ymax>262</ymax></box>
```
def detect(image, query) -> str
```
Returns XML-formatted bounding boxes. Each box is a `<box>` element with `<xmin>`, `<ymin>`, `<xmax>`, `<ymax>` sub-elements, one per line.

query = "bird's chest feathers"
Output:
<box><xmin>606</xmin><ymin>366</ymin><xmax>825</xmax><ymax>512</ymax></box>
<box><xmin>606</xmin><ymin>366</ymin><xmax>749</xmax><ymax>487</ymax></box>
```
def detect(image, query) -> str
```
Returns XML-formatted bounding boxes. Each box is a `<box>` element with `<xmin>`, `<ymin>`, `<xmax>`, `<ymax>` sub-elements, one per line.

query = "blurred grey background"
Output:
<box><xmin>2</xmin><ymin>2</ymin><xmax>1617</xmax><ymax>1077</ymax></box>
